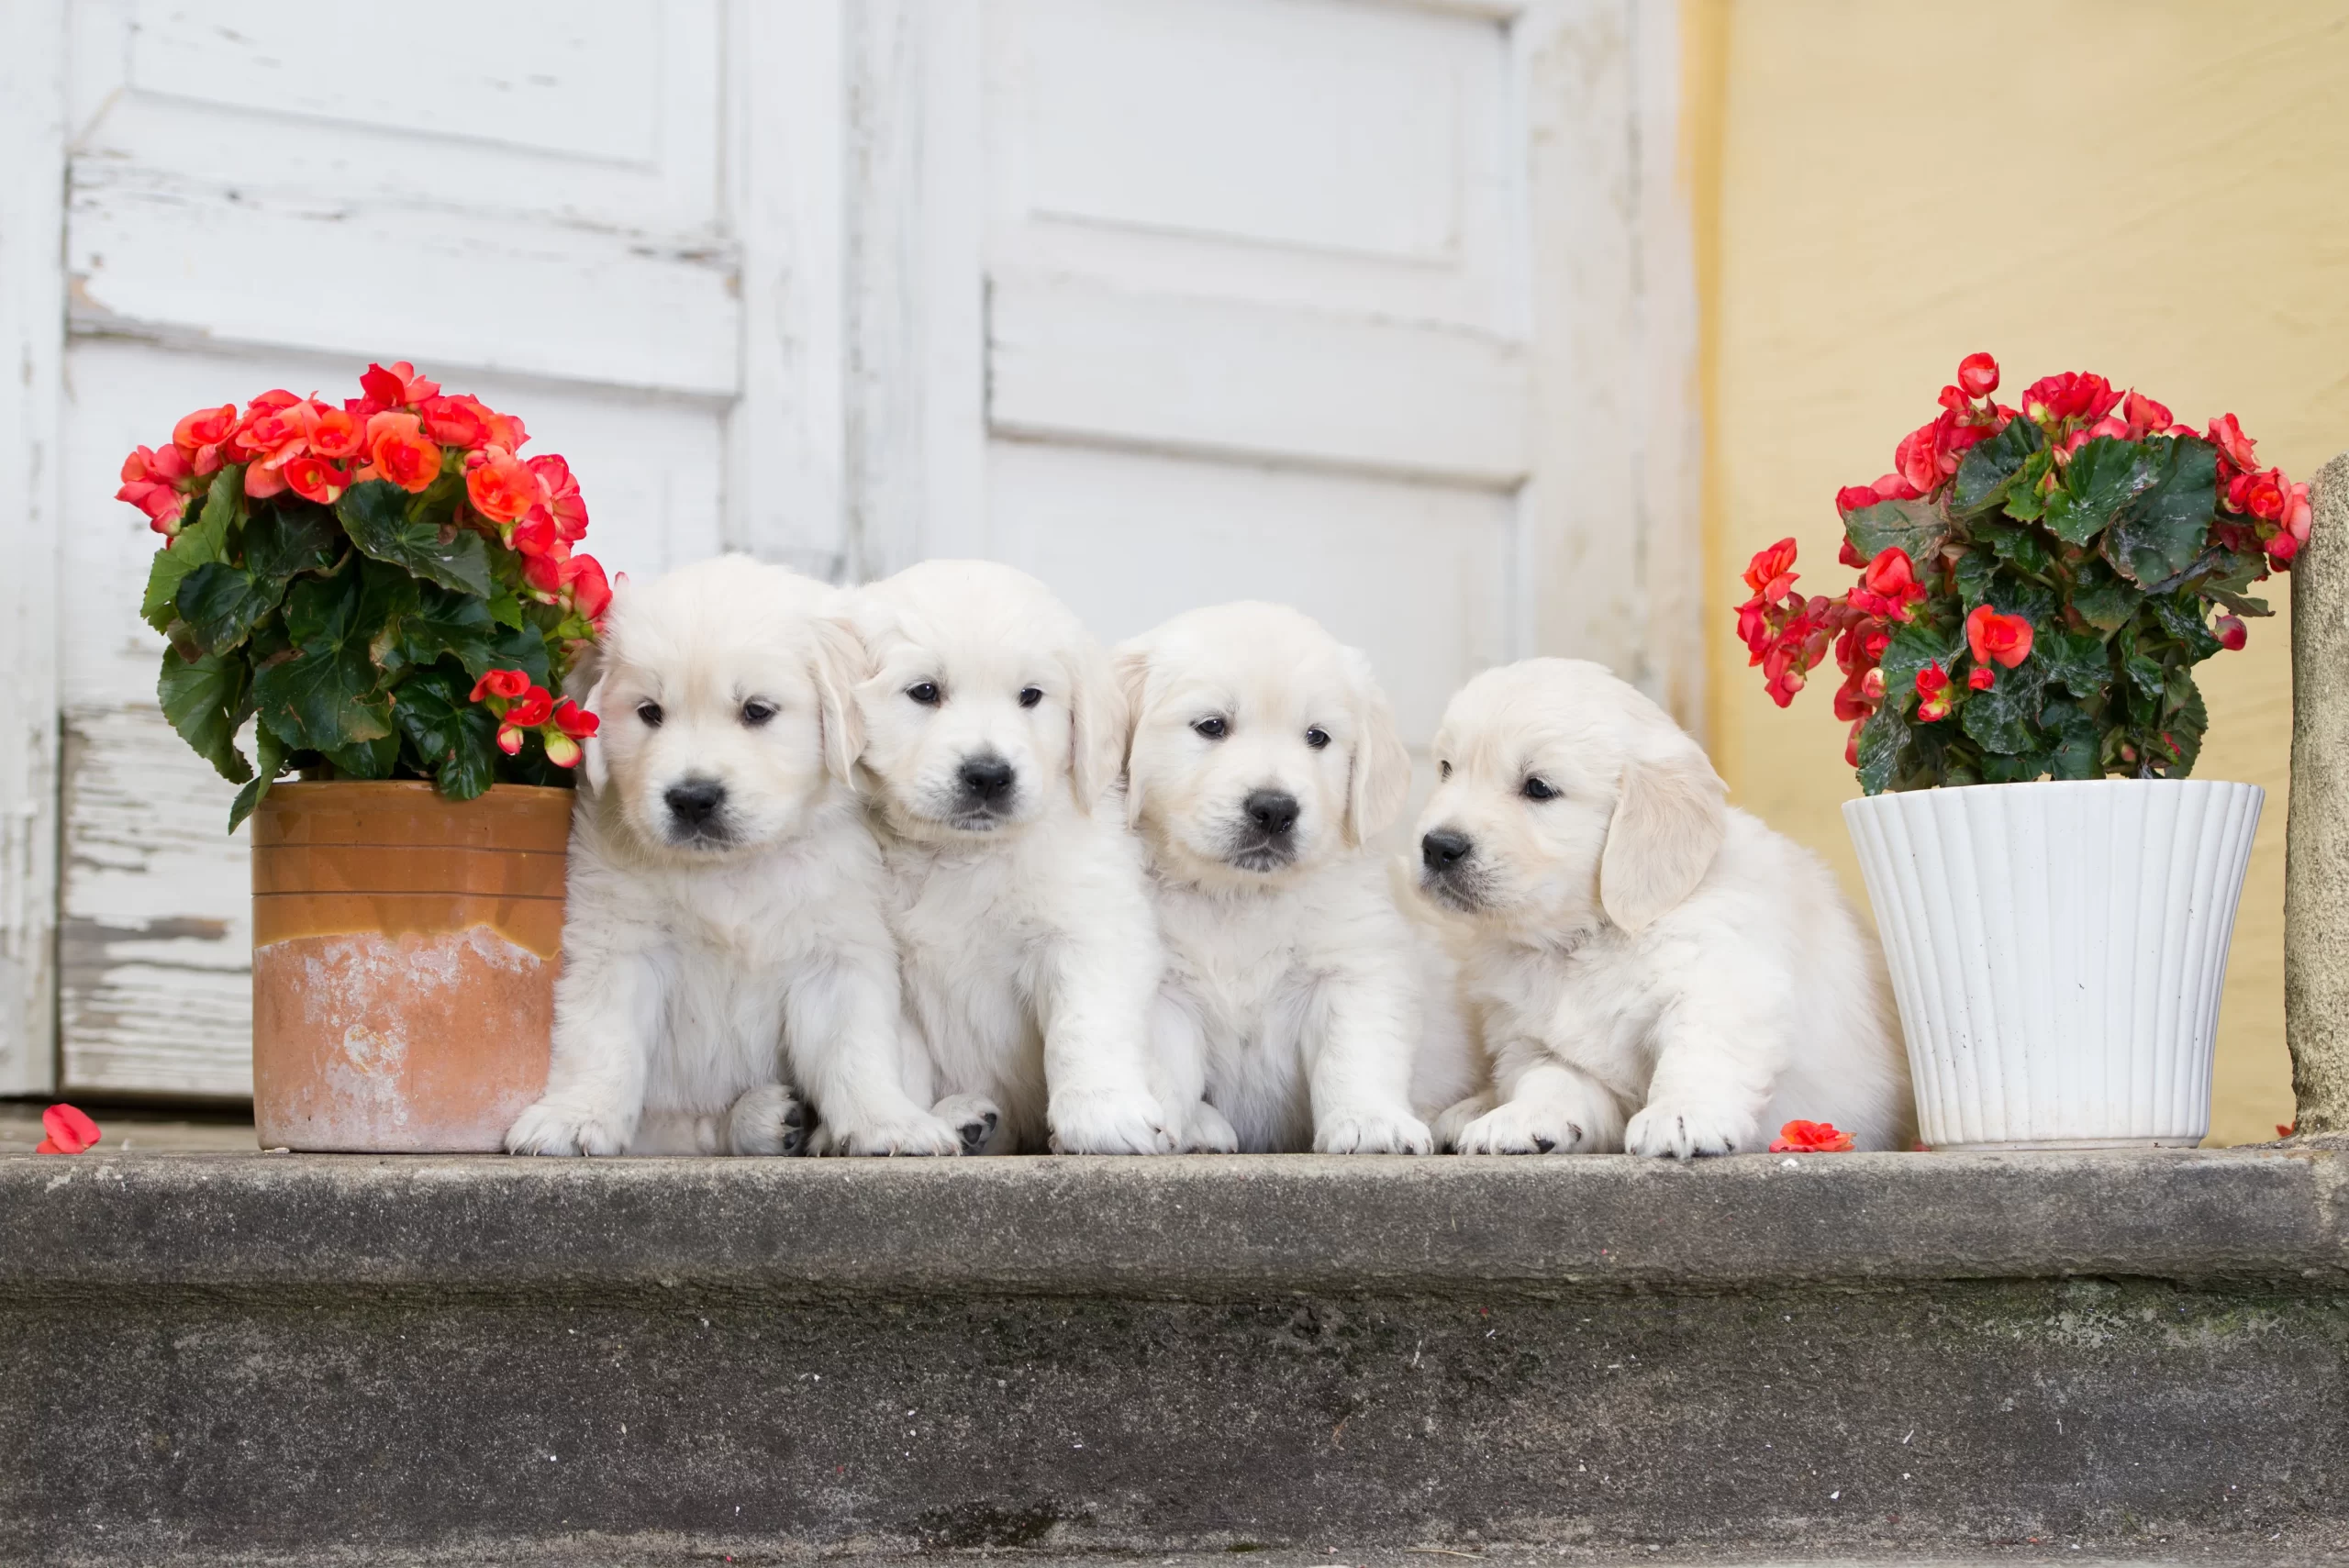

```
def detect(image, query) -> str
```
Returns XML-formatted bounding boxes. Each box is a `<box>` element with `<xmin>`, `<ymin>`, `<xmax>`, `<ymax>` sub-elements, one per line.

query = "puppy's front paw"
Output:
<box><xmin>1315</xmin><ymin>1108</ymin><xmax>1433</xmax><ymax>1155</ymax></box>
<box><xmin>506</xmin><ymin>1098</ymin><xmax>633</xmax><ymax>1157</ymax></box>
<box><xmin>1047</xmin><ymin>1087</ymin><xmax>1176</xmax><ymax>1155</ymax></box>
<box><xmin>1454</xmin><ymin>1099</ymin><xmax>1603</xmax><ymax>1156</ymax></box>
<box><xmin>826</xmin><ymin>1107</ymin><xmax>966</xmax><ymax>1157</ymax></box>
<box><xmin>1624</xmin><ymin>1101</ymin><xmax>1759</xmax><ymax>1160</ymax></box>
<box><xmin>931</xmin><ymin>1093</ymin><xmax>1002</xmax><ymax>1155</ymax></box>
<box><xmin>723</xmin><ymin>1084</ymin><xmax>807</xmax><ymax>1156</ymax></box>
<box><xmin>1181</xmin><ymin>1100</ymin><xmax>1240</xmax><ymax>1154</ymax></box>
<box><xmin>1432</xmin><ymin>1091</ymin><xmax>1497</xmax><ymax>1152</ymax></box>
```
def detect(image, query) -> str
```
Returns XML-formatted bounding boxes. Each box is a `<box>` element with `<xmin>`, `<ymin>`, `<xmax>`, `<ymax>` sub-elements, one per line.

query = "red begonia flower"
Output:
<box><xmin>470</xmin><ymin>669</ymin><xmax>531</xmax><ymax>704</ymax></box>
<box><xmin>173</xmin><ymin>404</ymin><xmax>238</xmax><ymax>454</ymax></box>
<box><xmin>360</xmin><ymin>412</ymin><xmax>442</xmax><ymax>494</ymax></box>
<box><xmin>359</xmin><ymin>361</ymin><xmax>440</xmax><ymax>410</ymax></box>
<box><xmin>1956</xmin><ymin>352</ymin><xmax>1999</xmax><ymax>398</ymax></box>
<box><xmin>2121</xmin><ymin>390</ymin><xmax>2172</xmax><ymax>440</ymax></box>
<box><xmin>466</xmin><ymin>449</ymin><xmax>541</xmax><ymax>526</ymax></box>
<box><xmin>528</xmin><ymin>455</ymin><xmax>589</xmax><ymax>540</ymax></box>
<box><xmin>505</xmin><ymin>686</ymin><xmax>554</xmax><ymax>729</ymax></box>
<box><xmin>1965</xmin><ymin>604</ymin><xmax>2033</xmax><ymax>668</ymax></box>
<box><xmin>1769</xmin><ymin>1119</ymin><xmax>1854</xmax><ymax>1153</ymax></box>
<box><xmin>37</xmin><ymin>1103</ymin><xmax>101</xmax><ymax>1155</ymax></box>
<box><xmin>2207</xmin><ymin>413</ymin><xmax>2257</xmax><ymax>472</ymax></box>
<box><xmin>563</xmin><ymin>554</ymin><xmax>613</xmax><ymax>623</ymax></box>
<box><xmin>283</xmin><ymin>456</ymin><xmax>349</xmax><ymax>506</ymax></box>
<box><xmin>306</xmin><ymin>405</ymin><xmax>366</xmax><ymax>462</ymax></box>
<box><xmin>552</xmin><ymin>698</ymin><xmax>599</xmax><ymax>740</ymax></box>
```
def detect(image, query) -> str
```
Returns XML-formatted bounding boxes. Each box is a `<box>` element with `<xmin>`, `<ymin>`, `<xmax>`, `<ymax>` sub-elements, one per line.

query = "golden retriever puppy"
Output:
<box><xmin>1119</xmin><ymin>603</ymin><xmax>1479</xmax><ymax>1152</ymax></box>
<box><xmin>843</xmin><ymin>560</ymin><xmax>1176</xmax><ymax>1154</ymax></box>
<box><xmin>1413</xmin><ymin>658</ymin><xmax>1910</xmax><ymax>1157</ymax></box>
<box><xmin>506</xmin><ymin>556</ymin><xmax>970</xmax><ymax>1158</ymax></box>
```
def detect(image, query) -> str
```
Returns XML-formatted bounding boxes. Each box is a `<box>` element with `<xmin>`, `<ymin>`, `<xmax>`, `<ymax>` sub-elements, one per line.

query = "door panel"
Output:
<box><xmin>970</xmin><ymin>0</ymin><xmax>1533</xmax><ymax>776</ymax></box>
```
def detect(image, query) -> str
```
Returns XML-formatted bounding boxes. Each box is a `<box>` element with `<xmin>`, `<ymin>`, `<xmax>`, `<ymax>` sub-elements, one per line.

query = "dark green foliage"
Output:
<box><xmin>143</xmin><ymin>462</ymin><xmax>595</xmax><ymax>830</ymax></box>
<box><xmin>1854</xmin><ymin>432</ymin><xmax>2265</xmax><ymax>794</ymax></box>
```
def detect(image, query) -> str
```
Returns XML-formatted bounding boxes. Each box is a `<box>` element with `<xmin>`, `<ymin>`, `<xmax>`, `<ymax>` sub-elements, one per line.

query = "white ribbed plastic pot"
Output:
<box><xmin>1843</xmin><ymin>779</ymin><xmax>2262</xmax><ymax>1150</ymax></box>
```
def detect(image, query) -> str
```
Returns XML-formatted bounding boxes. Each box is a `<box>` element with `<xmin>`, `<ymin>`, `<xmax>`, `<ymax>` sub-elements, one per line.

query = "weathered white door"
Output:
<box><xmin>0</xmin><ymin>0</ymin><xmax>1692</xmax><ymax>1099</ymax></box>
<box><xmin>848</xmin><ymin>0</ymin><xmax>1698</xmax><ymax>757</ymax></box>
<box><xmin>27</xmin><ymin>0</ymin><xmax>841</xmax><ymax>1096</ymax></box>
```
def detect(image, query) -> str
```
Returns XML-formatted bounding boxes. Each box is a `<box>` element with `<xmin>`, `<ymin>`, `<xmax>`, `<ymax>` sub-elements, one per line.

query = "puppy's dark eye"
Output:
<box><xmin>1439</xmin><ymin>760</ymin><xmax>1452</xmax><ymax>780</ymax></box>
<box><xmin>907</xmin><ymin>681</ymin><xmax>941</xmax><ymax>706</ymax></box>
<box><xmin>637</xmin><ymin>701</ymin><xmax>664</xmax><ymax>728</ymax></box>
<box><xmin>741</xmin><ymin>699</ymin><xmax>777</xmax><ymax>727</ymax></box>
<box><xmin>1523</xmin><ymin>776</ymin><xmax>1557</xmax><ymax>801</ymax></box>
<box><xmin>1019</xmin><ymin>685</ymin><xmax>1043</xmax><ymax>709</ymax></box>
<box><xmin>1304</xmin><ymin>727</ymin><xmax>1330</xmax><ymax>751</ymax></box>
<box><xmin>1193</xmin><ymin>717</ymin><xmax>1228</xmax><ymax>740</ymax></box>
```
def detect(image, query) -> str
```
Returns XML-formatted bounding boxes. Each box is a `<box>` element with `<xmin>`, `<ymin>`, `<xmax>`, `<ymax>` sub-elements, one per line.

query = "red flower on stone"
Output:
<box><xmin>36</xmin><ymin>1103</ymin><xmax>101</xmax><ymax>1155</ymax></box>
<box><xmin>1769</xmin><ymin>1119</ymin><xmax>1854</xmax><ymax>1153</ymax></box>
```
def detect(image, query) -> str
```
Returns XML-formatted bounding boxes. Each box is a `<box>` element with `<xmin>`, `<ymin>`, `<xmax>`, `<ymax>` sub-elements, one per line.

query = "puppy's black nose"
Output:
<box><xmin>1422</xmin><ymin>828</ymin><xmax>1474</xmax><ymax>870</ymax></box>
<box><xmin>1244</xmin><ymin>788</ymin><xmax>1300</xmax><ymax>838</ymax></box>
<box><xmin>665</xmin><ymin>777</ymin><xmax>727</xmax><ymax>828</ymax></box>
<box><xmin>958</xmin><ymin>754</ymin><xmax>1016</xmax><ymax>803</ymax></box>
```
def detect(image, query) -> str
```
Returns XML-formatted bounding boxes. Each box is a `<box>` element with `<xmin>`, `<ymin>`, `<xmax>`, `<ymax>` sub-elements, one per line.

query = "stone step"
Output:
<box><xmin>3</xmin><ymin>1149</ymin><xmax>2343</xmax><ymax>1566</ymax></box>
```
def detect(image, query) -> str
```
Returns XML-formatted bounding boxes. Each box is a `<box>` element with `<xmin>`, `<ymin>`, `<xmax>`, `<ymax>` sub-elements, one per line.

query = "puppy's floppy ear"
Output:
<box><xmin>1112</xmin><ymin>642</ymin><xmax>1152</xmax><ymax>828</ymax></box>
<box><xmin>1063</xmin><ymin>639</ymin><xmax>1130</xmax><ymax>815</ymax></box>
<box><xmin>1341</xmin><ymin>645</ymin><xmax>1413</xmax><ymax>847</ymax></box>
<box><xmin>809</xmin><ymin>616</ymin><xmax>871</xmax><ymax>784</ymax></box>
<box><xmin>1599</xmin><ymin>729</ymin><xmax>1728</xmax><ymax>932</ymax></box>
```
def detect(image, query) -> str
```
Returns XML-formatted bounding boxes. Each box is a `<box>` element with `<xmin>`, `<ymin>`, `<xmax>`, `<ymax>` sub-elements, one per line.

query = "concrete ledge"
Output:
<box><xmin>6</xmin><ymin>1147</ymin><xmax>2344</xmax><ymax>1294</ymax></box>
<box><xmin>5</xmin><ymin>1150</ymin><xmax>2347</xmax><ymax>1566</ymax></box>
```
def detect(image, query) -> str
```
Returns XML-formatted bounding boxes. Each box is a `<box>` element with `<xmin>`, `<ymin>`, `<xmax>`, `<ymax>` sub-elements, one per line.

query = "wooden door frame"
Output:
<box><xmin>839</xmin><ymin>0</ymin><xmax>1704</xmax><ymax>730</ymax></box>
<box><xmin>0</xmin><ymin>0</ymin><xmax>67</xmax><ymax>1095</ymax></box>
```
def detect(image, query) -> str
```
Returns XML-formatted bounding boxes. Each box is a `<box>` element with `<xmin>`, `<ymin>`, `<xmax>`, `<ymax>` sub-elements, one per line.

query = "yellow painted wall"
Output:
<box><xmin>1686</xmin><ymin>0</ymin><xmax>2349</xmax><ymax>1145</ymax></box>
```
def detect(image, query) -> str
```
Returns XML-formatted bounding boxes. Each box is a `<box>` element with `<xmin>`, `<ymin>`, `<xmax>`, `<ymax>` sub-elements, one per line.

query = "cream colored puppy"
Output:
<box><xmin>507</xmin><ymin>556</ymin><xmax>972</xmax><ymax>1158</ymax></box>
<box><xmin>1119</xmin><ymin>603</ymin><xmax>1479</xmax><ymax>1152</ymax></box>
<box><xmin>844</xmin><ymin>560</ymin><xmax>1176</xmax><ymax>1155</ymax></box>
<box><xmin>1414</xmin><ymin>658</ymin><xmax>1910</xmax><ymax>1157</ymax></box>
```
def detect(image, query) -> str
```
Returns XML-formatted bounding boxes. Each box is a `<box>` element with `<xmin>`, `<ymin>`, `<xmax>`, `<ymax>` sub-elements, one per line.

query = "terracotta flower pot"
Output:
<box><xmin>250</xmin><ymin>781</ymin><xmax>573</xmax><ymax>1151</ymax></box>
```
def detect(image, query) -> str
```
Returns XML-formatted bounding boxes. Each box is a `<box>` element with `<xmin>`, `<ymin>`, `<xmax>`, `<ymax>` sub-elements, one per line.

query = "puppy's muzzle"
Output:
<box><xmin>949</xmin><ymin>751</ymin><xmax>1019</xmax><ymax>828</ymax></box>
<box><xmin>663</xmin><ymin>775</ymin><xmax>733</xmax><ymax>847</ymax></box>
<box><xmin>1419</xmin><ymin>827</ymin><xmax>1484</xmax><ymax>910</ymax></box>
<box><xmin>1227</xmin><ymin>787</ymin><xmax>1302</xmax><ymax>873</ymax></box>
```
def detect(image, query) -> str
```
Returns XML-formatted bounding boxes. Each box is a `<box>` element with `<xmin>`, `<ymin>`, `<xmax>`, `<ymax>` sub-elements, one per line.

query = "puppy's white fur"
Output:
<box><xmin>1119</xmin><ymin>603</ymin><xmax>1478</xmax><ymax>1152</ymax></box>
<box><xmin>1413</xmin><ymin>658</ymin><xmax>1910</xmax><ymax>1157</ymax></box>
<box><xmin>506</xmin><ymin>556</ymin><xmax>967</xmax><ymax>1158</ymax></box>
<box><xmin>845</xmin><ymin>560</ymin><xmax>1175</xmax><ymax>1154</ymax></box>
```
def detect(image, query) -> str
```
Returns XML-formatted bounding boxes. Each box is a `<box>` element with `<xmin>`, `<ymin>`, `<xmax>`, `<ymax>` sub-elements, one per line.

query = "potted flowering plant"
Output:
<box><xmin>1739</xmin><ymin>352</ymin><xmax>2295</xmax><ymax>1149</ymax></box>
<box><xmin>118</xmin><ymin>361</ymin><xmax>611</xmax><ymax>1151</ymax></box>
